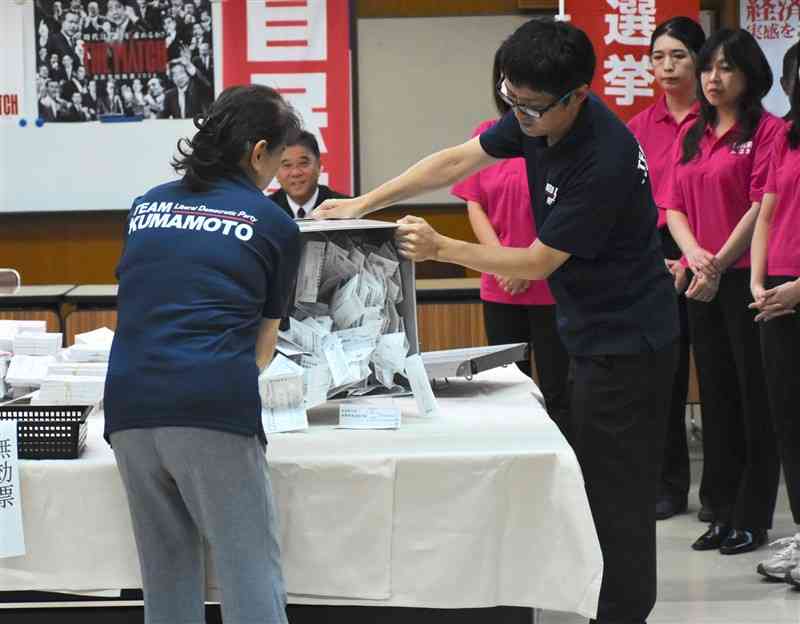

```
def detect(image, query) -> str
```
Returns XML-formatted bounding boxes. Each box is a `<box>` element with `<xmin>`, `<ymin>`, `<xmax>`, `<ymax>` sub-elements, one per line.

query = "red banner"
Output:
<box><xmin>222</xmin><ymin>0</ymin><xmax>353</xmax><ymax>194</ymax></box>
<box><xmin>568</xmin><ymin>1</ymin><xmax>699</xmax><ymax>122</ymax></box>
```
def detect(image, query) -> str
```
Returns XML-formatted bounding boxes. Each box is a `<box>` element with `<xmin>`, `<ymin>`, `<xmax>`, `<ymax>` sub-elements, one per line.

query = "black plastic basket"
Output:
<box><xmin>0</xmin><ymin>404</ymin><xmax>91</xmax><ymax>459</ymax></box>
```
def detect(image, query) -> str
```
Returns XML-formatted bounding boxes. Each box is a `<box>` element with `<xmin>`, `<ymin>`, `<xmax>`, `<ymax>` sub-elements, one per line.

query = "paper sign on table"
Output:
<box><xmin>405</xmin><ymin>354</ymin><xmax>439</xmax><ymax>418</ymax></box>
<box><xmin>0</xmin><ymin>420</ymin><xmax>25</xmax><ymax>558</ymax></box>
<box><xmin>338</xmin><ymin>405</ymin><xmax>402</xmax><ymax>429</ymax></box>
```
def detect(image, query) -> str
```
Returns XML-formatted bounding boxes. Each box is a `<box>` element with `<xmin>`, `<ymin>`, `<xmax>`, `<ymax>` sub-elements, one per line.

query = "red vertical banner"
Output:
<box><xmin>568</xmin><ymin>1</ymin><xmax>699</xmax><ymax>122</ymax></box>
<box><xmin>222</xmin><ymin>0</ymin><xmax>353</xmax><ymax>194</ymax></box>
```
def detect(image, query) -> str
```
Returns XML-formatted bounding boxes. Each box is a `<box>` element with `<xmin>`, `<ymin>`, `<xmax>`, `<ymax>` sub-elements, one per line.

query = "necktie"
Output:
<box><xmin>297</xmin><ymin>207</ymin><xmax>306</xmax><ymax>219</ymax></box>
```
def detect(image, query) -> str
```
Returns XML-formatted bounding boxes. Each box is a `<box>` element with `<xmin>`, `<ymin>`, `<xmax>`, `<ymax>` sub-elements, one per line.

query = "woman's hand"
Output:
<box><xmin>496</xmin><ymin>276</ymin><xmax>530</xmax><ymax>295</ymax></box>
<box><xmin>749</xmin><ymin>280</ymin><xmax>800</xmax><ymax>322</ymax></box>
<box><xmin>313</xmin><ymin>196</ymin><xmax>369</xmax><ymax>220</ymax></box>
<box><xmin>685</xmin><ymin>246</ymin><xmax>721</xmax><ymax>279</ymax></box>
<box><xmin>686</xmin><ymin>271</ymin><xmax>720</xmax><ymax>302</ymax></box>
<box><xmin>666</xmin><ymin>259</ymin><xmax>689</xmax><ymax>294</ymax></box>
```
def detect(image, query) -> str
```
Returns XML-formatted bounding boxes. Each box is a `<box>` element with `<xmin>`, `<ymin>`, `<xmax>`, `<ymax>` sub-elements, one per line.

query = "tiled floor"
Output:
<box><xmin>542</xmin><ymin>427</ymin><xmax>800</xmax><ymax>623</ymax></box>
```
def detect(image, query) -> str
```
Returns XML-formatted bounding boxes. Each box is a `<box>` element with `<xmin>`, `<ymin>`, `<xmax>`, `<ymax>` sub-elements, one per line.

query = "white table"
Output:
<box><xmin>0</xmin><ymin>366</ymin><xmax>602</xmax><ymax>619</ymax></box>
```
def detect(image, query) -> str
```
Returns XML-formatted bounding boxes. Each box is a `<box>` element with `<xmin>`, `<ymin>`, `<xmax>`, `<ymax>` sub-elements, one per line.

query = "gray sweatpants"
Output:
<box><xmin>111</xmin><ymin>427</ymin><xmax>288</xmax><ymax>624</ymax></box>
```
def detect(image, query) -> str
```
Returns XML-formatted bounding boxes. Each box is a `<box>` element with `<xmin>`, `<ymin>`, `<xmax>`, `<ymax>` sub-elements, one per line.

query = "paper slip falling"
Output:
<box><xmin>405</xmin><ymin>354</ymin><xmax>439</xmax><ymax>418</ymax></box>
<box><xmin>338</xmin><ymin>405</ymin><xmax>401</xmax><ymax>430</ymax></box>
<box><xmin>262</xmin><ymin>406</ymin><xmax>309</xmax><ymax>434</ymax></box>
<box><xmin>0</xmin><ymin>420</ymin><xmax>26</xmax><ymax>558</ymax></box>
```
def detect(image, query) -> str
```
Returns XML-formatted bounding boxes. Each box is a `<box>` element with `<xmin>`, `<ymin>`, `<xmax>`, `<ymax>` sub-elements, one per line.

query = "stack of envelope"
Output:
<box><xmin>63</xmin><ymin>327</ymin><xmax>114</xmax><ymax>362</ymax></box>
<box><xmin>5</xmin><ymin>354</ymin><xmax>57</xmax><ymax>387</ymax></box>
<box><xmin>0</xmin><ymin>320</ymin><xmax>47</xmax><ymax>352</ymax></box>
<box><xmin>34</xmin><ymin>375</ymin><xmax>106</xmax><ymax>405</ymax></box>
<box><xmin>47</xmin><ymin>362</ymin><xmax>108</xmax><ymax>377</ymax></box>
<box><xmin>12</xmin><ymin>332</ymin><xmax>62</xmax><ymax>356</ymax></box>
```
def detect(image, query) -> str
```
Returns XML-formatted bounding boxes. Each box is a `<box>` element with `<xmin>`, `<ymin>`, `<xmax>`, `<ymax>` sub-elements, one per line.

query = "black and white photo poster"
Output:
<box><xmin>34</xmin><ymin>0</ymin><xmax>215</xmax><ymax>122</ymax></box>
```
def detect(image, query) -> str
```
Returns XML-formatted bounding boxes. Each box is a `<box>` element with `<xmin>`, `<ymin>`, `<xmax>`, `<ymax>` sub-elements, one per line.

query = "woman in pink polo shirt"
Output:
<box><xmin>750</xmin><ymin>55</ymin><xmax>800</xmax><ymax>585</ymax></box>
<box><xmin>628</xmin><ymin>16</ymin><xmax>705</xmax><ymax>523</ymax></box>
<box><xmin>451</xmin><ymin>49</ymin><xmax>570</xmax><ymax>441</ymax></box>
<box><xmin>661</xmin><ymin>28</ymin><xmax>784</xmax><ymax>555</ymax></box>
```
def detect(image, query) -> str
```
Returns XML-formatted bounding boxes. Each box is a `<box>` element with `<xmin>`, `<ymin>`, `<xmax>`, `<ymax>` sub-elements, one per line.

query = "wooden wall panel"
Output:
<box><xmin>416</xmin><ymin>302</ymin><xmax>488</xmax><ymax>351</ymax></box>
<box><xmin>0</xmin><ymin>212</ymin><xmax>125</xmax><ymax>286</ymax></box>
<box><xmin>63</xmin><ymin>310</ymin><xmax>118</xmax><ymax>347</ymax></box>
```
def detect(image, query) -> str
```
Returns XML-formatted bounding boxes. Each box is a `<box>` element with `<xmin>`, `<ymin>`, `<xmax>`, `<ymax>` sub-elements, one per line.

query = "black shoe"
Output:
<box><xmin>719</xmin><ymin>529</ymin><xmax>768</xmax><ymax>555</ymax></box>
<box><xmin>692</xmin><ymin>522</ymin><xmax>731</xmax><ymax>551</ymax></box>
<box><xmin>656</xmin><ymin>497</ymin><xmax>688</xmax><ymax>520</ymax></box>
<box><xmin>698</xmin><ymin>505</ymin><xmax>715</xmax><ymax>523</ymax></box>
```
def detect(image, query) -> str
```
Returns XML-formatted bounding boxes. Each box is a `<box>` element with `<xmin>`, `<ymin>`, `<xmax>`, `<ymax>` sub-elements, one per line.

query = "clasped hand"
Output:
<box><xmin>749</xmin><ymin>280</ymin><xmax>800</xmax><ymax>323</ymax></box>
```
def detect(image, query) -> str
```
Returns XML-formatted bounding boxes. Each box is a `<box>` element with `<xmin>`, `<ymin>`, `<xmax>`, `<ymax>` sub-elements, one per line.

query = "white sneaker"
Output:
<box><xmin>756</xmin><ymin>534</ymin><xmax>800</xmax><ymax>581</ymax></box>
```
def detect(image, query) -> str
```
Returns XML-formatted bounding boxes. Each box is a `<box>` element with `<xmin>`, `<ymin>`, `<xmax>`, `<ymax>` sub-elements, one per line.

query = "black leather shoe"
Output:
<box><xmin>692</xmin><ymin>522</ymin><xmax>731</xmax><ymax>551</ymax></box>
<box><xmin>656</xmin><ymin>497</ymin><xmax>688</xmax><ymax>520</ymax></box>
<box><xmin>719</xmin><ymin>529</ymin><xmax>768</xmax><ymax>555</ymax></box>
<box><xmin>698</xmin><ymin>505</ymin><xmax>715</xmax><ymax>523</ymax></box>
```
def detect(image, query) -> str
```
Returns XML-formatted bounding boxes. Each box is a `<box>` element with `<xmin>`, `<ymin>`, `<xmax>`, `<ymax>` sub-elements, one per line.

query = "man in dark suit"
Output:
<box><xmin>46</xmin><ymin>10</ymin><xmax>82</xmax><ymax>68</ymax></box>
<box><xmin>59</xmin><ymin>91</ymin><xmax>91</xmax><ymax>122</ymax></box>
<box><xmin>191</xmin><ymin>42</ymin><xmax>214</xmax><ymax>83</ymax></box>
<box><xmin>160</xmin><ymin>58</ymin><xmax>213</xmax><ymax>119</ymax></box>
<box><xmin>38</xmin><ymin>80</ymin><xmax>64</xmax><ymax>122</ymax></box>
<box><xmin>269</xmin><ymin>131</ymin><xmax>349</xmax><ymax>219</ymax></box>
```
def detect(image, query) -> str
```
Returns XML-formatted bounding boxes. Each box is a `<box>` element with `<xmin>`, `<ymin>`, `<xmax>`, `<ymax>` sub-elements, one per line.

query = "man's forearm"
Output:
<box><xmin>436</xmin><ymin>237</ymin><xmax>553</xmax><ymax>280</ymax></box>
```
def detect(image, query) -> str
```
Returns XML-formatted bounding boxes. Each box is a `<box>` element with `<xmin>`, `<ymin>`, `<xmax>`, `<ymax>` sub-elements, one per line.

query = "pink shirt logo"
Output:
<box><xmin>731</xmin><ymin>141</ymin><xmax>753</xmax><ymax>156</ymax></box>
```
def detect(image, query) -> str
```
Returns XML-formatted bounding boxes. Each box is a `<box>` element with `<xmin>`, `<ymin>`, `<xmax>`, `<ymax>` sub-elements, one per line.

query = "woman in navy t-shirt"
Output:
<box><xmin>105</xmin><ymin>85</ymin><xmax>301</xmax><ymax>624</ymax></box>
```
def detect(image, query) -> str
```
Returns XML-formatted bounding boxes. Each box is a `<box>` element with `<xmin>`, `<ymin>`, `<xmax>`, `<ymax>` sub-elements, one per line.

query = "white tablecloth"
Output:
<box><xmin>0</xmin><ymin>365</ymin><xmax>602</xmax><ymax>618</ymax></box>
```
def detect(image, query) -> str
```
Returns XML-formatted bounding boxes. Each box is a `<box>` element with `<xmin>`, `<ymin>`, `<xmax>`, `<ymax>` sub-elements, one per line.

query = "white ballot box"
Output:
<box><xmin>278</xmin><ymin>219</ymin><xmax>420</xmax><ymax>405</ymax></box>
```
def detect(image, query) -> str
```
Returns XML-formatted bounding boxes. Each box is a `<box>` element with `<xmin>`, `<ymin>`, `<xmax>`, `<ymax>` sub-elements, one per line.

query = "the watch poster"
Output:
<box><xmin>34</xmin><ymin>0</ymin><xmax>216</xmax><ymax>123</ymax></box>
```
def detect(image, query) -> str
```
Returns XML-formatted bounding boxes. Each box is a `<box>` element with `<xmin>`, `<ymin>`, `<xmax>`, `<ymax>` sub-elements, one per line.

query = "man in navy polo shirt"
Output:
<box><xmin>315</xmin><ymin>20</ymin><xmax>678</xmax><ymax>624</ymax></box>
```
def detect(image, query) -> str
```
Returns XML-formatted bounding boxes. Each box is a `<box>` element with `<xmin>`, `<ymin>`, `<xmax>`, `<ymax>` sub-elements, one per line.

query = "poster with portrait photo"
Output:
<box><xmin>34</xmin><ymin>0</ymin><xmax>215</xmax><ymax>122</ymax></box>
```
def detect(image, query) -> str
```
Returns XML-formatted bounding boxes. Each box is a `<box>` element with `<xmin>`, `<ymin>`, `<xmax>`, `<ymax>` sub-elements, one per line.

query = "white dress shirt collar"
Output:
<box><xmin>286</xmin><ymin>186</ymin><xmax>319</xmax><ymax>219</ymax></box>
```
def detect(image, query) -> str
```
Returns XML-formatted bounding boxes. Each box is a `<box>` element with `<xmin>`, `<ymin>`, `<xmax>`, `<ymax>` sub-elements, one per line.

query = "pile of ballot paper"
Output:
<box><xmin>282</xmin><ymin>234</ymin><xmax>412</xmax><ymax>402</ymax></box>
<box><xmin>0</xmin><ymin>320</ymin><xmax>112</xmax><ymax>405</ymax></box>
<box><xmin>0</xmin><ymin>320</ymin><xmax>53</xmax><ymax>394</ymax></box>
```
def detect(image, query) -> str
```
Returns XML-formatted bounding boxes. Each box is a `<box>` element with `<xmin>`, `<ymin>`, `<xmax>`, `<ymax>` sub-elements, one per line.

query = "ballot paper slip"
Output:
<box><xmin>259</xmin><ymin>355</ymin><xmax>309</xmax><ymax>433</ymax></box>
<box><xmin>338</xmin><ymin>405</ymin><xmax>402</xmax><ymax>429</ymax></box>
<box><xmin>261</xmin><ymin>406</ymin><xmax>309</xmax><ymax>434</ymax></box>
<box><xmin>0</xmin><ymin>355</ymin><xmax>9</xmax><ymax>400</ymax></box>
<box><xmin>0</xmin><ymin>420</ymin><xmax>25</xmax><ymax>558</ymax></box>
<box><xmin>405</xmin><ymin>354</ymin><xmax>439</xmax><ymax>418</ymax></box>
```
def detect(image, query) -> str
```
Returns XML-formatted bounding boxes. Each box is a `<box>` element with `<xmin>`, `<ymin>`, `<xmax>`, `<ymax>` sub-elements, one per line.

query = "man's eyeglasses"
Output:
<box><xmin>496</xmin><ymin>78</ymin><xmax>575</xmax><ymax>119</ymax></box>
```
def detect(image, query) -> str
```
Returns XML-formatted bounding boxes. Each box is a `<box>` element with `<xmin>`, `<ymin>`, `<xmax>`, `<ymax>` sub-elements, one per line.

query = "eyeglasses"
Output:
<box><xmin>496</xmin><ymin>78</ymin><xmax>575</xmax><ymax>119</ymax></box>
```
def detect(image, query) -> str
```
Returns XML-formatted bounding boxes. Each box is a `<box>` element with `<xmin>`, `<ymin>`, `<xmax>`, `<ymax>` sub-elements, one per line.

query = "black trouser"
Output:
<box><xmin>571</xmin><ymin>342</ymin><xmax>676</xmax><ymax>624</ymax></box>
<box><xmin>483</xmin><ymin>301</ymin><xmax>571</xmax><ymax>442</ymax></box>
<box><xmin>760</xmin><ymin>275</ymin><xmax>800</xmax><ymax>524</ymax></box>
<box><xmin>687</xmin><ymin>268</ymin><xmax>779</xmax><ymax>529</ymax></box>
<box><xmin>658</xmin><ymin>228</ymin><xmax>691</xmax><ymax>503</ymax></box>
